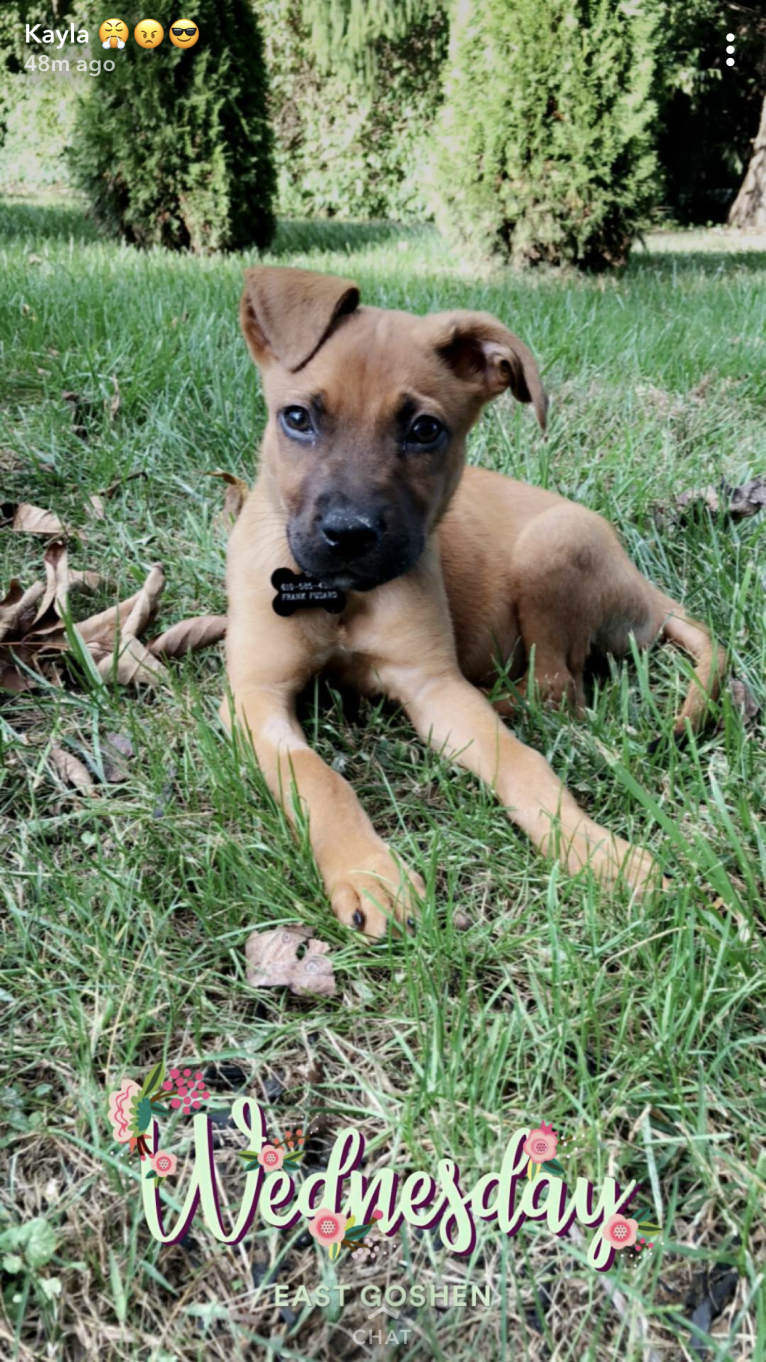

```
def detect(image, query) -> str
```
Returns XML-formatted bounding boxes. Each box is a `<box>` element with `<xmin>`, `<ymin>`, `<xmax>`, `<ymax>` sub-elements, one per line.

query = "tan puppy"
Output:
<box><xmin>222</xmin><ymin>267</ymin><xmax>725</xmax><ymax>937</ymax></box>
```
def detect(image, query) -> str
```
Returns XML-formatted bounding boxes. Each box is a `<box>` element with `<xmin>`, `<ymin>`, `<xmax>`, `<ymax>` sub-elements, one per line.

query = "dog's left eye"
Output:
<box><xmin>281</xmin><ymin>406</ymin><xmax>314</xmax><ymax>438</ymax></box>
<box><xmin>407</xmin><ymin>415</ymin><xmax>444</xmax><ymax>447</ymax></box>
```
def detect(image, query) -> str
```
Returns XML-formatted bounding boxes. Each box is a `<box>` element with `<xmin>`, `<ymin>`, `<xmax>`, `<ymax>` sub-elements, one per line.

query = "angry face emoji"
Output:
<box><xmin>134</xmin><ymin>19</ymin><xmax>164</xmax><ymax>49</ymax></box>
<box><xmin>98</xmin><ymin>18</ymin><xmax>129</xmax><ymax>50</ymax></box>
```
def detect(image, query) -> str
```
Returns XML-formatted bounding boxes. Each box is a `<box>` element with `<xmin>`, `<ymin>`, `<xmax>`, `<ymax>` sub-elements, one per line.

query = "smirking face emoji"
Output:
<box><xmin>99</xmin><ymin>18</ymin><xmax>129</xmax><ymax>50</ymax></box>
<box><xmin>169</xmin><ymin>18</ymin><xmax>199</xmax><ymax>48</ymax></box>
<box><xmin>134</xmin><ymin>19</ymin><xmax>164</xmax><ymax>48</ymax></box>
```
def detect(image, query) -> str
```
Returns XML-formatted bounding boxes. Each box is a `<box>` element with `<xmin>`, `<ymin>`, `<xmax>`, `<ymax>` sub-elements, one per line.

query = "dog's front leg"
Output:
<box><xmin>384</xmin><ymin>666</ymin><xmax>663</xmax><ymax>893</ymax></box>
<box><xmin>221</xmin><ymin>686</ymin><xmax>424</xmax><ymax>937</ymax></box>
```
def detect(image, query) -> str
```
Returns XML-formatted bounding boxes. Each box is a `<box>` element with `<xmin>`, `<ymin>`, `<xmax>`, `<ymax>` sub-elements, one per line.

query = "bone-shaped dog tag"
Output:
<box><xmin>271</xmin><ymin>568</ymin><xmax>347</xmax><ymax>617</ymax></box>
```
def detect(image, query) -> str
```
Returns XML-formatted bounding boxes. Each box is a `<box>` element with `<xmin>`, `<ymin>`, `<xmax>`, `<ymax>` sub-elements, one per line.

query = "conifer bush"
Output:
<box><xmin>263</xmin><ymin>0</ymin><xmax>447</xmax><ymax>221</ymax></box>
<box><xmin>434</xmin><ymin>0</ymin><xmax>661</xmax><ymax>270</ymax></box>
<box><xmin>70</xmin><ymin>0</ymin><xmax>275</xmax><ymax>252</ymax></box>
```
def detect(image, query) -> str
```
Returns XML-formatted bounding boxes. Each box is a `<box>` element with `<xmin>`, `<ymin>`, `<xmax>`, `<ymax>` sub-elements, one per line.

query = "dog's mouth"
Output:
<box><xmin>288</xmin><ymin>526</ymin><xmax>424</xmax><ymax>595</ymax></box>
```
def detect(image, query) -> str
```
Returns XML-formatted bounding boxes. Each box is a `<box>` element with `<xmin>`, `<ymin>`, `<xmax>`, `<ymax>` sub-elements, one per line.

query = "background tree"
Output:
<box><xmin>69</xmin><ymin>0</ymin><xmax>275</xmax><ymax>252</ymax></box>
<box><xmin>299</xmin><ymin>0</ymin><xmax>445</xmax><ymax>81</ymax></box>
<box><xmin>263</xmin><ymin>0</ymin><xmax>448</xmax><ymax>221</ymax></box>
<box><xmin>654</xmin><ymin>0</ymin><xmax>766</xmax><ymax>224</ymax></box>
<box><xmin>729</xmin><ymin>94</ymin><xmax>766</xmax><ymax>227</ymax></box>
<box><xmin>433</xmin><ymin>0</ymin><xmax>660</xmax><ymax>270</ymax></box>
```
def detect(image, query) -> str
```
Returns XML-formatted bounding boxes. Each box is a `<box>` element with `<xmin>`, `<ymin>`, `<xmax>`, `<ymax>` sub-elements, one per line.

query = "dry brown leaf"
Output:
<box><xmin>0</xmin><ymin>579</ymin><xmax>46</xmax><ymax>644</ymax></box>
<box><xmin>207</xmin><ymin>470</ymin><xmax>250</xmax><ymax>530</ymax></box>
<box><xmin>0</xmin><ymin>662</ymin><xmax>36</xmax><ymax>694</ymax></box>
<box><xmin>122</xmin><ymin>564</ymin><xmax>165</xmax><ymax>638</ymax></box>
<box><xmin>49</xmin><ymin>744</ymin><xmax>94</xmax><ymax>791</ymax></box>
<box><xmin>6</xmin><ymin>502</ymin><xmax>66</xmax><ymax>536</ymax></box>
<box><xmin>107</xmin><ymin>377</ymin><xmax>121</xmax><ymax>421</ymax></box>
<box><xmin>675</xmin><ymin>486</ymin><xmax>720</xmax><ymax>516</ymax></box>
<box><xmin>657</xmin><ymin>476</ymin><xmax>766</xmax><ymax>529</ymax></box>
<box><xmin>96</xmin><ymin>634</ymin><xmax>168</xmax><ymax>687</ymax></box>
<box><xmin>85</xmin><ymin>495</ymin><xmax>106</xmax><ymax>521</ymax></box>
<box><xmin>33</xmin><ymin>541</ymin><xmax>69</xmax><ymax>627</ymax></box>
<box><xmin>1</xmin><ymin>581</ymin><xmax>28</xmax><ymax>637</ymax></box>
<box><xmin>102</xmin><ymin>731</ymin><xmax>134</xmax><ymax>782</ymax></box>
<box><xmin>69</xmin><ymin>568</ymin><xmax>102</xmax><ymax>591</ymax></box>
<box><xmin>245</xmin><ymin>925</ymin><xmax>336</xmax><ymax>998</ymax></box>
<box><xmin>148</xmin><ymin>614</ymin><xmax>227</xmax><ymax>657</ymax></box>
<box><xmin>730</xmin><ymin>676</ymin><xmax>760</xmax><ymax>724</ymax></box>
<box><xmin>728</xmin><ymin>476</ymin><xmax>766</xmax><ymax>519</ymax></box>
<box><xmin>97</xmin><ymin>470</ymin><xmax>147</xmax><ymax>501</ymax></box>
<box><xmin>76</xmin><ymin>590</ymin><xmax>142</xmax><ymax>645</ymax></box>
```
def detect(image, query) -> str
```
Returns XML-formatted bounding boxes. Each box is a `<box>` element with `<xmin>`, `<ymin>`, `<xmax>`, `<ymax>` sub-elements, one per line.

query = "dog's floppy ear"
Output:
<box><xmin>429</xmin><ymin>311</ymin><xmax>548</xmax><ymax>430</ymax></box>
<box><xmin>240</xmin><ymin>266</ymin><xmax>360</xmax><ymax>372</ymax></box>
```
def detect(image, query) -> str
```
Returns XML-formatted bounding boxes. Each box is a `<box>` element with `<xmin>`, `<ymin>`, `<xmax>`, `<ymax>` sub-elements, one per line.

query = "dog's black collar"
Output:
<box><xmin>271</xmin><ymin>568</ymin><xmax>347</xmax><ymax>617</ymax></box>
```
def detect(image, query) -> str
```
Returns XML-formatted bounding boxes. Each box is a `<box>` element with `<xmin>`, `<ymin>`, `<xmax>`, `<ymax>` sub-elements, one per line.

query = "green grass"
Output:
<box><xmin>1</xmin><ymin>197</ymin><xmax>765</xmax><ymax>1361</ymax></box>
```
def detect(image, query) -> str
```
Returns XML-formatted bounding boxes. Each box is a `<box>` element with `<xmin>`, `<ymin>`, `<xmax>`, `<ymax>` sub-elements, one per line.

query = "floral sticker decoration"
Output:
<box><xmin>523</xmin><ymin>1121</ymin><xmax>563</xmax><ymax>1177</ymax></box>
<box><xmin>308</xmin><ymin>1207</ymin><xmax>384</xmax><ymax>1262</ymax></box>
<box><xmin>525</xmin><ymin>1119</ymin><xmax>661</xmax><ymax>1258</ymax></box>
<box><xmin>107</xmin><ymin>1061</ymin><xmax>211</xmax><ymax>1182</ymax></box>
<box><xmin>240</xmin><ymin>1125</ymin><xmax>305</xmax><ymax>1175</ymax></box>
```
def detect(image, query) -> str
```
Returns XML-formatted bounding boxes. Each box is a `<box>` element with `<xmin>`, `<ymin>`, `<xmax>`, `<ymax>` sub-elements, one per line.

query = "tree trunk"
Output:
<box><xmin>729</xmin><ymin>92</ymin><xmax>766</xmax><ymax>228</ymax></box>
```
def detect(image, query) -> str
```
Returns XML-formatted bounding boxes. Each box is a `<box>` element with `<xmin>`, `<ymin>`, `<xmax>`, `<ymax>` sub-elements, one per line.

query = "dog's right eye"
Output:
<box><xmin>280</xmin><ymin>406</ymin><xmax>314</xmax><ymax>439</ymax></box>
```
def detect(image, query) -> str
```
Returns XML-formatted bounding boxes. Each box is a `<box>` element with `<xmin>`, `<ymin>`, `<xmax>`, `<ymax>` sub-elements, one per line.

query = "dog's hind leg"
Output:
<box><xmin>510</xmin><ymin>505</ymin><xmax>641</xmax><ymax>714</ymax></box>
<box><xmin>510</xmin><ymin>503</ymin><xmax>725</xmax><ymax>734</ymax></box>
<box><xmin>645</xmin><ymin>589</ymin><xmax>728</xmax><ymax>740</ymax></box>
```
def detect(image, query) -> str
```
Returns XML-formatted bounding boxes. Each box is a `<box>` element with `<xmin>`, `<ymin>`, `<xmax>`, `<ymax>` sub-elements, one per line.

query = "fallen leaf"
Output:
<box><xmin>4</xmin><ymin>503</ymin><xmax>66</xmax><ymax>536</ymax></box>
<box><xmin>245</xmin><ymin>925</ymin><xmax>336</xmax><ymax>998</ymax></box>
<box><xmin>675</xmin><ymin>486</ymin><xmax>720</xmax><ymax>516</ymax></box>
<box><xmin>0</xmin><ymin>662</ymin><xmax>36</xmax><ymax>694</ymax></box>
<box><xmin>148</xmin><ymin>614</ymin><xmax>227</xmax><ymax>657</ymax></box>
<box><xmin>49</xmin><ymin>744</ymin><xmax>94</xmax><ymax>792</ymax></box>
<box><xmin>656</xmin><ymin>476</ymin><xmax>766</xmax><ymax>529</ymax></box>
<box><xmin>122</xmin><ymin>564</ymin><xmax>165</xmax><ymax>638</ymax></box>
<box><xmin>69</xmin><ymin>569</ymin><xmax>102</xmax><ymax>591</ymax></box>
<box><xmin>0</xmin><ymin>579</ymin><xmax>46</xmax><ymax>643</ymax></box>
<box><xmin>76</xmin><ymin>590</ymin><xmax>143</xmax><ymax>645</ymax></box>
<box><xmin>96</xmin><ymin>635</ymin><xmax>168</xmax><ymax>687</ymax></box>
<box><xmin>0</xmin><ymin>581</ymin><xmax>23</xmax><ymax>626</ymax></box>
<box><xmin>729</xmin><ymin>677</ymin><xmax>760</xmax><ymax>724</ymax></box>
<box><xmin>727</xmin><ymin>475</ymin><xmax>766</xmax><ymax>519</ymax></box>
<box><xmin>28</xmin><ymin>253</ymin><xmax>42</xmax><ymax>265</ymax></box>
<box><xmin>107</xmin><ymin>377</ymin><xmax>120</xmax><ymax>421</ymax></box>
<box><xmin>97</xmin><ymin>470</ymin><xmax>147</xmax><ymax>501</ymax></box>
<box><xmin>207</xmin><ymin>471</ymin><xmax>250</xmax><ymax>530</ymax></box>
<box><xmin>102</xmin><ymin>731</ymin><xmax>134</xmax><ymax>782</ymax></box>
<box><xmin>85</xmin><ymin>495</ymin><xmax>105</xmax><ymax>521</ymax></box>
<box><xmin>686</xmin><ymin>1267</ymin><xmax>740</xmax><ymax>1359</ymax></box>
<box><xmin>34</xmin><ymin>541</ymin><xmax>70</xmax><ymax>627</ymax></box>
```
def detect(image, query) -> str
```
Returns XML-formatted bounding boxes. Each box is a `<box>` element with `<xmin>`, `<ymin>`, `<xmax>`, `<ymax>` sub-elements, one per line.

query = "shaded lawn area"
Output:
<box><xmin>1</xmin><ymin>197</ymin><xmax>765</xmax><ymax>1360</ymax></box>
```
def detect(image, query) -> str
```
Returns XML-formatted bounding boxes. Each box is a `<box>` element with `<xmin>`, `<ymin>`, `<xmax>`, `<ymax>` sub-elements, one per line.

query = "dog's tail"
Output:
<box><xmin>652</xmin><ymin>590</ymin><xmax>727</xmax><ymax>738</ymax></box>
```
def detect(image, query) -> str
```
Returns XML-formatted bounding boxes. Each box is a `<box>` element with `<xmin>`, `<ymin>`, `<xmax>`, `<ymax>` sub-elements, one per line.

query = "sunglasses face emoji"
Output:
<box><xmin>98</xmin><ymin>18</ymin><xmax>129</xmax><ymax>49</ymax></box>
<box><xmin>169</xmin><ymin>18</ymin><xmax>199</xmax><ymax>48</ymax></box>
<box><xmin>134</xmin><ymin>19</ymin><xmax>164</xmax><ymax>48</ymax></box>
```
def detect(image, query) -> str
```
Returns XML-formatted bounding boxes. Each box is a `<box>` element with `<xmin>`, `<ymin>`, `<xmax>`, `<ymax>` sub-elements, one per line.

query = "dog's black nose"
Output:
<box><xmin>320</xmin><ymin>512</ymin><xmax>380</xmax><ymax>559</ymax></box>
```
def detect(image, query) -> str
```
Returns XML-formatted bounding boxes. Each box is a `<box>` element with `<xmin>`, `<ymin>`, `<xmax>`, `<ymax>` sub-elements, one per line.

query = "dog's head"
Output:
<box><xmin>241</xmin><ymin>266</ymin><xmax>547</xmax><ymax>592</ymax></box>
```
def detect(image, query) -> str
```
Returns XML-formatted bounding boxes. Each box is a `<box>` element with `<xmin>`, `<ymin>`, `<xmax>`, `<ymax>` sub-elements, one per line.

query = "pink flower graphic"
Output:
<box><xmin>258</xmin><ymin>1144</ymin><xmax>285</xmax><ymax>1172</ymax></box>
<box><xmin>308</xmin><ymin>1208</ymin><xmax>348</xmax><ymax>1246</ymax></box>
<box><xmin>523</xmin><ymin>1122</ymin><xmax>558</xmax><ymax>1164</ymax></box>
<box><xmin>151</xmin><ymin>1150</ymin><xmax>177</xmax><ymax>1178</ymax></box>
<box><xmin>107</xmin><ymin>1079</ymin><xmax>140</xmax><ymax>1143</ymax></box>
<box><xmin>602</xmin><ymin>1213</ymin><xmax>639</xmax><ymax>1249</ymax></box>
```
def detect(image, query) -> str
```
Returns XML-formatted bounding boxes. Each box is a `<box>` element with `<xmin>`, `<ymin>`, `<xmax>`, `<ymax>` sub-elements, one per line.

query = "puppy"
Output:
<box><xmin>221</xmin><ymin>267</ymin><xmax>724</xmax><ymax>937</ymax></box>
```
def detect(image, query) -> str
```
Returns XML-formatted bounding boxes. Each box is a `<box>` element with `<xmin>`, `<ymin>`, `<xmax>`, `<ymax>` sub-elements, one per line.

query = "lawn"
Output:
<box><xmin>1</xmin><ymin>197</ymin><xmax>764</xmax><ymax>1361</ymax></box>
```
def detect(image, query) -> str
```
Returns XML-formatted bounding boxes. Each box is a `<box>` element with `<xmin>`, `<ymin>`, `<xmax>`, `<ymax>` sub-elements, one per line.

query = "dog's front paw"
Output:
<box><xmin>564</xmin><ymin>823</ymin><xmax>668</xmax><ymax>895</ymax></box>
<box><xmin>322</xmin><ymin>839</ymin><xmax>425</xmax><ymax>939</ymax></box>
